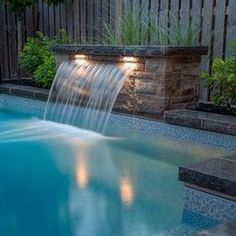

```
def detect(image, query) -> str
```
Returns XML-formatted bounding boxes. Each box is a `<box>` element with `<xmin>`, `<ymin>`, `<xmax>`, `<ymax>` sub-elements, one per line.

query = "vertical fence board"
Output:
<box><xmin>94</xmin><ymin>0</ymin><xmax>102</xmax><ymax>43</ymax></box>
<box><xmin>192</xmin><ymin>0</ymin><xmax>202</xmax><ymax>44</ymax></box>
<box><xmin>200</xmin><ymin>0</ymin><xmax>214</xmax><ymax>100</ymax></box>
<box><xmin>60</xmin><ymin>4</ymin><xmax>66</xmax><ymax>31</ymax></box>
<box><xmin>213</xmin><ymin>0</ymin><xmax>227</xmax><ymax>58</ymax></box>
<box><xmin>170</xmin><ymin>0</ymin><xmax>179</xmax><ymax>15</ymax></box>
<box><xmin>8</xmin><ymin>10</ymin><xmax>17</xmax><ymax>79</ymax></box>
<box><xmin>0</xmin><ymin>4</ymin><xmax>9</xmax><ymax>80</ymax></box>
<box><xmin>102</xmin><ymin>0</ymin><xmax>109</xmax><ymax>24</ymax></box>
<box><xmin>109</xmin><ymin>0</ymin><xmax>116</xmax><ymax>38</ymax></box>
<box><xmin>141</xmin><ymin>0</ymin><xmax>149</xmax><ymax>44</ymax></box>
<box><xmin>226</xmin><ymin>0</ymin><xmax>236</xmax><ymax>57</ymax></box>
<box><xmin>65</xmin><ymin>1</ymin><xmax>74</xmax><ymax>40</ymax></box>
<box><xmin>43</xmin><ymin>4</ymin><xmax>49</xmax><ymax>35</ymax></box>
<box><xmin>201</xmin><ymin>0</ymin><xmax>214</xmax><ymax>71</ymax></box>
<box><xmin>150</xmin><ymin>0</ymin><xmax>159</xmax><ymax>44</ymax></box>
<box><xmin>180</xmin><ymin>0</ymin><xmax>190</xmax><ymax>31</ymax></box>
<box><xmin>114</xmin><ymin>0</ymin><xmax>122</xmax><ymax>39</ymax></box>
<box><xmin>55</xmin><ymin>4</ymin><xmax>61</xmax><ymax>34</ymax></box>
<box><xmin>80</xmin><ymin>0</ymin><xmax>87</xmax><ymax>43</ymax></box>
<box><xmin>159</xmin><ymin>0</ymin><xmax>169</xmax><ymax>44</ymax></box>
<box><xmin>169</xmin><ymin>0</ymin><xmax>180</xmax><ymax>44</ymax></box>
<box><xmin>123</xmin><ymin>0</ymin><xmax>131</xmax><ymax>13</ymax></box>
<box><xmin>49</xmin><ymin>5</ymin><xmax>55</xmax><ymax>38</ymax></box>
<box><xmin>87</xmin><ymin>0</ymin><xmax>94</xmax><ymax>43</ymax></box>
<box><xmin>26</xmin><ymin>6</ymin><xmax>34</xmax><ymax>37</ymax></box>
<box><xmin>73</xmin><ymin>0</ymin><xmax>80</xmax><ymax>42</ymax></box>
<box><xmin>38</xmin><ymin>0</ymin><xmax>44</xmax><ymax>32</ymax></box>
<box><xmin>132</xmin><ymin>0</ymin><xmax>140</xmax><ymax>13</ymax></box>
<box><xmin>101</xmin><ymin>0</ymin><xmax>109</xmax><ymax>42</ymax></box>
<box><xmin>0</xmin><ymin>4</ymin><xmax>5</xmax><ymax>82</ymax></box>
<box><xmin>0</xmin><ymin>3</ymin><xmax>4</xmax><ymax>80</ymax></box>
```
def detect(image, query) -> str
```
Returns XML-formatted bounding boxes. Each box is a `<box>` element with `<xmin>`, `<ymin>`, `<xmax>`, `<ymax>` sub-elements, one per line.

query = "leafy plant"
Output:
<box><xmin>201</xmin><ymin>41</ymin><xmax>236</xmax><ymax>106</ymax></box>
<box><xmin>33</xmin><ymin>55</ymin><xmax>56</xmax><ymax>88</ymax></box>
<box><xmin>19</xmin><ymin>29</ymin><xmax>72</xmax><ymax>88</ymax></box>
<box><xmin>19</xmin><ymin>32</ymin><xmax>51</xmax><ymax>74</ymax></box>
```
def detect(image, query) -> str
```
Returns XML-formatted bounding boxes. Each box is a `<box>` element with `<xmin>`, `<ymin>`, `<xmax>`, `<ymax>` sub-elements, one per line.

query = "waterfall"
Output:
<box><xmin>43</xmin><ymin>58</ymin><xmax>135</xmax><ymax>133</ymax></box>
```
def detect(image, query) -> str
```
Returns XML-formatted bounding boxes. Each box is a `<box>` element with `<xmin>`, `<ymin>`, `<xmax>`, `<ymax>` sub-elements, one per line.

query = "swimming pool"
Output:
<box><xmin>0</xmin><ymin>95</ymin><xmax>235</xmax><ymax>236</ymax></box>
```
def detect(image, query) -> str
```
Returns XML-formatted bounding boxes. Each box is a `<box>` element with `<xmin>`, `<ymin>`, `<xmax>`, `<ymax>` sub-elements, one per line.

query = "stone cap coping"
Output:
<box><xmin>179</xmin><ymin>154</ymin><xmax>236</xmax><ymax>198</ymax></box>
<box><xmin>51</xmin><ymin>44</ymin><xmax>208</xmax><ymax>57</ymax></box>
<box><xmin>164</xmin><ymin>109</ymin><xmax>236</xmax><ymax>136</ymax></box>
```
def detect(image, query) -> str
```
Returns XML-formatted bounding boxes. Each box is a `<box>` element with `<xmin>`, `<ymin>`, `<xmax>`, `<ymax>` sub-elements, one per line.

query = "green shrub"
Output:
<box><xmin>19</xmin><ymin>30</ymin><xmax>72</xmax><ymax>88</ymax></box>
<box><xmin>201</xmin><ymin>41</ymin><xmax>236</xmax><ymax>106</ymax></box>
<box><xmin>33</xmin><ymin>55</ymin><xmax>56</xmax><ymax>88</ymax></box>
<box><xmin>19</xmin><ymin>32</ymin><xmax>51</xmax><ymax>74</ymax></box>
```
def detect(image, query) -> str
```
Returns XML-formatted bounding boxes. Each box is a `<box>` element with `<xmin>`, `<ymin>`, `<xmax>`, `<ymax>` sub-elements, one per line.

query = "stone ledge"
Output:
<box><xmin>164</xmin><ymin>109</ymin><xmax>236</xmax><ymax>135</ymax></box>
<box><xmin>51</xmin><ymin>44</ymin><xmax>208</xmax><ymax>57</ymax></box>
<box><xmin>179</xmin><ymin>154</ymin><xmax>236</xmax><ymax>199</ymax></box>
<box><xmin>0</xmin><ymin>84</ymin><xmax>49</xmax><ymax>101</ymax></box>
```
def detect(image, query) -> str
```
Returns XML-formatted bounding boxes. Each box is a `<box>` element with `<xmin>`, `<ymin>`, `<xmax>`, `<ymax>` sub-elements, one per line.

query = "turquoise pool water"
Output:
<box><xmin>0</xmin><ymin>109</ymin><xmax>234</xmax><ymax>236</ymax></box>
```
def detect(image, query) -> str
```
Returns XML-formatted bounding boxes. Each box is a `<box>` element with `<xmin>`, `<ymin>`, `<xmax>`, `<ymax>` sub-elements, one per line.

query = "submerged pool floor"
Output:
<box><xmin>0</xmin><ymin>107</ymin><xmax>235</xmax><ymax>236</ymax></box>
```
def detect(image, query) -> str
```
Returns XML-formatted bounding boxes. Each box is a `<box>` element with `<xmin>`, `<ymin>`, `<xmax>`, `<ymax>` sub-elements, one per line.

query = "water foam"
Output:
<box><xmin>0</xmin><ymin>119</ymin><xmax>110</xmax><ymax>144</ymax></box>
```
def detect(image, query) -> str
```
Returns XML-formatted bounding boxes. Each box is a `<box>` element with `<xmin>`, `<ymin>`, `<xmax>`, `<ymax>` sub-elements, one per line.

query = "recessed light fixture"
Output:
<box><xmin>122</xmin><ymin>56</ymin><xmax>138</xmax><ymax>63</ymax></box>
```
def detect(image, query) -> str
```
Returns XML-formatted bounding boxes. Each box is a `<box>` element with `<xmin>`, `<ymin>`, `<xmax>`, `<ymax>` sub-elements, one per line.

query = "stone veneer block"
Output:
<box><xmin>51</xmin><ymin>45</ymin><xmax>208</xmax><ymax>118</ymax></box>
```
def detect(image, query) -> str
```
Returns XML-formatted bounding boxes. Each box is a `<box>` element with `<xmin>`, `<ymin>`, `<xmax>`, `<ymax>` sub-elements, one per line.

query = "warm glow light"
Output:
<box><xmin>120</xmin><ymin>176</ymin><xmax>135</xmax><ymax>207</ymax></box>
<box><xmin>75</xmin><ymin>151</ymin><xmax>89</xmax><ymax>189</ymax></box>
<box><xmin>74</xmin><ymin>54</ymin><xmax>87</xmax><ymax>60</ymax></box>
<box><xmin>122</xmin><ymin>56</ymin><xmax>138</xmax><ymax>63</ymax></box>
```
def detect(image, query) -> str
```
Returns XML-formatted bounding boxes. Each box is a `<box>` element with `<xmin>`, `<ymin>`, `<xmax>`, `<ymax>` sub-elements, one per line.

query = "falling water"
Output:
<box><xmin>43</xmin><ymin>59</ymin><xmax>135</xmax><ymax>133</ymax></box>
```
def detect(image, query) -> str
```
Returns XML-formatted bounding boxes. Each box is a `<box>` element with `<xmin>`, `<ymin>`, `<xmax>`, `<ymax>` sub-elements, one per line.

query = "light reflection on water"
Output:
<box><xmin>75</xmin><ymin>149</ymin><xmax>89</xmax><ymax>189</ymax></box>
<box><xmin>120</xmin><ymin>175</ymin><xmax>135</xmax><ymax>207</ymax></box>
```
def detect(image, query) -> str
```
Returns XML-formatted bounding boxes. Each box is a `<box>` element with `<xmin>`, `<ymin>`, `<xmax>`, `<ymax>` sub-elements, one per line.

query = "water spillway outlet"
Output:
<box><xmin>74</xmin><ymin>54</ymin><xmax>88</xmax><ymax>60</ymax></box>
<box><xmin>122</xmin><ymin>56</ymin><xmax>138</xmax><ymax>63</ymax></box>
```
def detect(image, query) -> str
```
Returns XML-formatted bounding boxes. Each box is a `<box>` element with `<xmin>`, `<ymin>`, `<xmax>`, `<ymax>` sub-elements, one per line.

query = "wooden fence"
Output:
<box><xmin>0</xmin><ymin>0</ymin><xmax>236</xmax><ymax>100</ymax></box>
